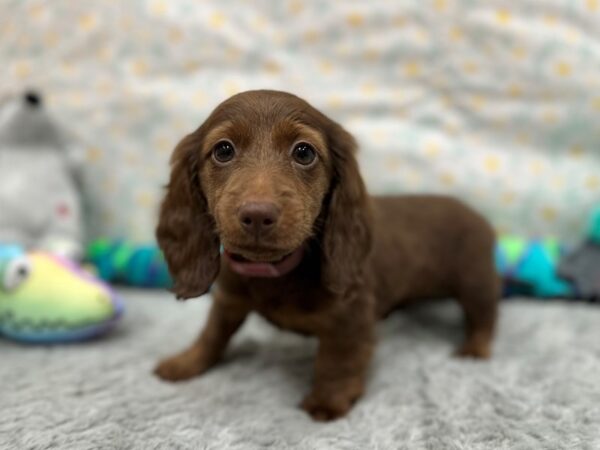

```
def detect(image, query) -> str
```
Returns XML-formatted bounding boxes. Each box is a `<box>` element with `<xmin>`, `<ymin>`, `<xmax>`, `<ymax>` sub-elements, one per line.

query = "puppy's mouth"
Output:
<box><xmin>223</xmin><ymin>246</ymin><xmax>304</xmax><ymax>278</ymax></box>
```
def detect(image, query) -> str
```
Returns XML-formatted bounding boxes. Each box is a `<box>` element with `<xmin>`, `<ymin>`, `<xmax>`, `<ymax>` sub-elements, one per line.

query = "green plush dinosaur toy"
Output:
<box><xmin>0</xmin><ymin>245</ymin><xmax>123</xmax><ymax>343</ymax></box>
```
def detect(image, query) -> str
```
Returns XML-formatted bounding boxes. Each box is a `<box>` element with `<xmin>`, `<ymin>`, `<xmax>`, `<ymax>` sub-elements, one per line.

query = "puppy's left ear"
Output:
<box><xmin>321</xmin><ymin>121</ymin><xmax>373</xmax><ymax>295</ymax></box>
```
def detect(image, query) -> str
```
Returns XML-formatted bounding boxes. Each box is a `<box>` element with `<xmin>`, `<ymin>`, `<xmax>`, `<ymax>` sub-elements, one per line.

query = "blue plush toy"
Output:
<box><xmin>496</xmin><ymin>235</ymin><xmax>576</xmax><ymax>298</ymax></box>
<box><xmin>86</xmin><ymin>239</ymin><xmax>172</xmax><ymax>288</ymax></box>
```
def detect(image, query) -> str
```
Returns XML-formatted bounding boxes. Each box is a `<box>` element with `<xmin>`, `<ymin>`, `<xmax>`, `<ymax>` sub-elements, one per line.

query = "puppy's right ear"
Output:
<box><xmin>156</xmin><ymin>133</ymin><xmax>220</xmax><ymax>299</ymax></box>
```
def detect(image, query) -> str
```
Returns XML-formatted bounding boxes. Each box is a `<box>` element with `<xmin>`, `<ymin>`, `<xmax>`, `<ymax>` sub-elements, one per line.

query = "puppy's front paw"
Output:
<box><xmin>300</xmin><ymin>392</ymin><xmax>354</xmax><ymax>422</ymax></box>
<box><xmin>454</xmin><ymin>341</ymin><xmax>491</xmax><ymax>359</ymax></box>
<box><xmin>154</xmin><ymin>351</ymin><xmax>207</xmax><ymax>382</ymax></box>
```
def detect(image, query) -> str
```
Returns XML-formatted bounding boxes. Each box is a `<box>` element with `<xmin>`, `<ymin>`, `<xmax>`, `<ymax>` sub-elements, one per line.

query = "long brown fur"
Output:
<box><xmin>154</xmin><ymin>90</ymin><xmax>499</xmax><ymax>421</ymax></box>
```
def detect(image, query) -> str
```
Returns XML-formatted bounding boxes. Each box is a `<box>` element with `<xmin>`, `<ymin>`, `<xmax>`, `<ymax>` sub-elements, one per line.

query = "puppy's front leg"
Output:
<box><xmin>301</xmin><ymin>307</ymin><xmax>375</xmax><ymax>421</ymax></box>
<box><xmin>155</xmin><ymin>290</ymin><xmax>249</xmax><ymax>382</ymax></box>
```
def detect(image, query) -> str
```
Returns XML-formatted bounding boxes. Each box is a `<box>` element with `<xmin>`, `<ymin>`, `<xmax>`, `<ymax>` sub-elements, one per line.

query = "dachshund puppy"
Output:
<box><xmin>154</xmin><ymin>90</ymin><xmax>499</xmax><ymax>421</ymax></box>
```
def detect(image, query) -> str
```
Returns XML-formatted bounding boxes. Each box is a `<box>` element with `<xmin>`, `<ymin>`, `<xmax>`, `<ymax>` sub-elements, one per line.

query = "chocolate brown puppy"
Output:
<box><xmin>154</xmin><ymin>90</ymin><xmax>499</xmax><ymax>421</ymax></box>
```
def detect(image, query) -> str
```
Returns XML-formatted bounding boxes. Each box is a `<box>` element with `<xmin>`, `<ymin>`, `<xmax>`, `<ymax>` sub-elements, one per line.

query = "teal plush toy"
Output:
<box><xmin>0</xmin><ymin>244</ymin><xmax>123</xmax><ymax>343</ymax></box>
<box><xmin>495</xmin><ymin>235</ymin><xmax>576</xmax><ymax>298</ymax></box>
<box><xmin>86</xmin><ymin>239</ymin><xmax>172</xmax><ymax>288</ymax></box>
<box><xmin>587</xmin><ymin>208</ymin><xmax>600</xmax><ymax>244</ymax></box>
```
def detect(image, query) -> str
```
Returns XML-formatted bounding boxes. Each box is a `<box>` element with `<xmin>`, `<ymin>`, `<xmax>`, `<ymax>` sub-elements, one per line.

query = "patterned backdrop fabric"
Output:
<box><xmin>1</xmin><ymin>0</ymin><xmax>599</xmax><ymax>243</ymax></box>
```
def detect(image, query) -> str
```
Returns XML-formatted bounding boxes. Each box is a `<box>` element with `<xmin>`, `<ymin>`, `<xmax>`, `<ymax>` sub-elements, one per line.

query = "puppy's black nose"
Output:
<box><xmin>23</xmin><ymin>90</ymin><xmax>42</xmax><ymax>108</ymax></box>
<box><xmin>238</xmin><ymin>202</ymin><xmax>280</xmax><ymax>236</ymax></box>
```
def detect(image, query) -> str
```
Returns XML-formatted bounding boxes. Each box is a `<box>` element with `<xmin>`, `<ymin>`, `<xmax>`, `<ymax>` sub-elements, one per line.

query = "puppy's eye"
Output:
<box><xmin>212</xmin><ymin>141</ymin><xmax>236</xmax><ymax>163</ymax></box>
<box><xmin>292</xmin><ymin>143</ymin><xmax>317</xmax><ymax>166</ymax></box>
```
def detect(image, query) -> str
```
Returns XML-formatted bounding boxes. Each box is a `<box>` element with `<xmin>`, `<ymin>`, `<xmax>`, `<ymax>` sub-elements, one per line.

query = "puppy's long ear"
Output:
<box><xmin>321</xmin><ymin>121</ymin><xmax>373</xmax><ymax>295</ymax></box>
<box><xmin>156</xmin><ymin>133</ymin><xmax>220</xmax><ymax>299</ymax></box>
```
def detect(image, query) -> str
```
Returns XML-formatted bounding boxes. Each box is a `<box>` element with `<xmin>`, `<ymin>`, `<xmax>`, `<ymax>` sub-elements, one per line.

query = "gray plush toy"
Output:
<box><xmin>0</xmin><ymin>91</ymin><xmax>84</xmax><ymax>260</ymax></box>
<box><xmin>558</xmin><ymin>208</ymin><xmax>600</xmax><ymax>301</ymax></box>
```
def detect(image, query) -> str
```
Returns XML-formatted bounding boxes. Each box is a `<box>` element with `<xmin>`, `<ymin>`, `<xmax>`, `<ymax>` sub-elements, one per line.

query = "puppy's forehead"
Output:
<box><xmin>208</xmin><ymin>90</ymin><xmax>326</xmax><ymax>132</ymax></box>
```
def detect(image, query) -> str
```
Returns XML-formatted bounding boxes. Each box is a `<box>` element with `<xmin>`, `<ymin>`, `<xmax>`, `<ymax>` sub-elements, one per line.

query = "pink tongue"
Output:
<box><xmin>224</xmin><ymin>247</ymin><xmax>304</xmax><ymax>278</ymax></box>
<box><xmin>228</xmin><ymin>260</ymin><xmax>280</xmax><ymax>277</ymax></box>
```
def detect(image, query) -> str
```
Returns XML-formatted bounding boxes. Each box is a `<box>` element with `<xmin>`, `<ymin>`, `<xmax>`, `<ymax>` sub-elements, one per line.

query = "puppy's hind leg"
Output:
<box><xmin>454</xmin><ymin>268</ymin><xmax>500</xmax><ymax>359</ymax></box>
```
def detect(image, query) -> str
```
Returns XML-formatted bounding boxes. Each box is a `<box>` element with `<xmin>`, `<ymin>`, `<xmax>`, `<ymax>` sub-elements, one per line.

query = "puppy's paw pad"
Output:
<box><xmin>154</xmin><ymin>355</ymin><xmax>203</xmax><ymax>382</ymax></box>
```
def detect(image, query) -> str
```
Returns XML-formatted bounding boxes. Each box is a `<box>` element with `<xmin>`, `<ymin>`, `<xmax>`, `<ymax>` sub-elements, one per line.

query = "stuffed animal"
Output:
<box><xmin>0</xmin><ymin>92</ymin><xmax>124</xmax><ymax>343</ymax></box>
<box><xmin>0</xmin><ymin>244</ymin><xmax>123</xmax><ymax>343</ymax></box>
<box><xmin>0</xmin><ymin>91</ymin><xmax>84</xmax><ymax>260</ymax></box>
<box><xmin>496</xmin><ymin>235</ymin><xmax>576</xmax><ymax>298</ymax></box>
<box><xmin>86</xmin><ymin>239</ymin><xmax>172</xmax><ymax>288</ymax></box>
<box><xmin>558</xmin><ymin>208</ymin><xmax>600</xmax><ymax>300</ymax></box>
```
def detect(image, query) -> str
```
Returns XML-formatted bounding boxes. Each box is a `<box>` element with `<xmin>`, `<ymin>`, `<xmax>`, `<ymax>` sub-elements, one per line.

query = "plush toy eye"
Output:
<box><xmin>292</xmin><ymin>143</ymin><xmax>317</xmax><ymax>166</ymax></box>
<box><xmin>212</xmin><ymin>141</ymin><xmax>236</xmax><ymax>164</ymax></box>
<box><xmin>2</xmin><ymin>256</ymin><xmax>31</xmax><ymax>291</ymax></box>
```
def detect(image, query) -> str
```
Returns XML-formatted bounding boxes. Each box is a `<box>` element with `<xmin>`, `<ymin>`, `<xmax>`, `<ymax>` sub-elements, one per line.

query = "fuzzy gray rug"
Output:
<box><xmin>2</xmin><ymin>289</ymin><xmax>600</xmax><ymax>450</ymax></box>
